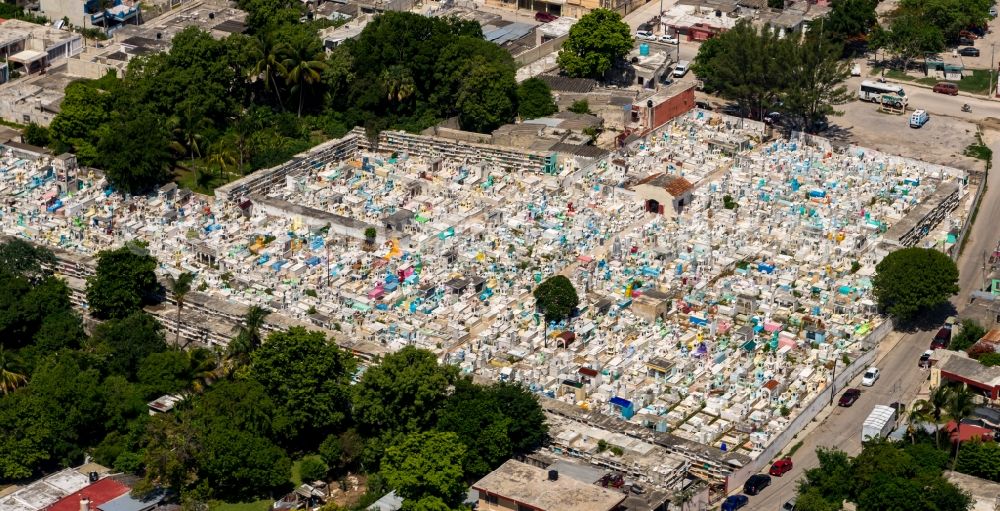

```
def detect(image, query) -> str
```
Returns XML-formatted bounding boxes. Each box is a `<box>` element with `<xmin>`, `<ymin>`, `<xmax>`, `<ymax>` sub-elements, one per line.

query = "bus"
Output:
<box><xmin>859</xmin><ymin>80</ymin><xmax>906</xmax><ymax>104</ymax></box>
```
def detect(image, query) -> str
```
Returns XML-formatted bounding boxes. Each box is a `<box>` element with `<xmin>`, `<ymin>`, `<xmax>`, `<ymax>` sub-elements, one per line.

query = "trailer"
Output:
<box><xmin>862</xmin><ymin>405</ymin><xmax>897</xmax><ymax>441</ymax></box>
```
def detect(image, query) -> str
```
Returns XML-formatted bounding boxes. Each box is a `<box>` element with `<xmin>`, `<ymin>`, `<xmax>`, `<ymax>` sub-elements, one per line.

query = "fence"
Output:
<box><xmin>724</xmin><ymin>318</ymin><xmax>893</xmax><ymax>492</ymax></box>
<box><xmin>513</xmin><ymin>34</ymin><xmax>567</xmax><ymax>67</ymax></box>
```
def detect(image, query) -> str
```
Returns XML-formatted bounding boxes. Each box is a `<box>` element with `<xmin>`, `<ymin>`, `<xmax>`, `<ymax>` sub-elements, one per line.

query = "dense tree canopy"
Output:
<box><xmin>796</xmin><ymin>442</ymin><xmax>972</xmax><ymax>511</ymax></box>
<box><xmin>872</xmin><ymin>247</ymin><xmax>959</xmax><ymax>321</ymax></box>
<box><xmin>693</xmin><ymin>19</ymin><xmax>850</xmax><ymax>127</ymax></box>
<box><xmin>557</xmin><ymin>9</ymin><xmax>633</xmax><ymax>79</ymax></box>
<box><xmin>517</xmin><ymin>78</ymin><xmax>558</xmax><ymax>120</ymax></box>
<box><xmin>533</xmin><ymin>275</ymin><xmax>579</xmax><ymax>322</ymax></box>
<box><xmin>86</xmin><ymin>244</ymin><xmax>160</xmax><ymax>320</ymax></box>
<box><xmin>380</xmin><ymin>431</ymin><xmax>467</xmax><ymax>507</ymax></box>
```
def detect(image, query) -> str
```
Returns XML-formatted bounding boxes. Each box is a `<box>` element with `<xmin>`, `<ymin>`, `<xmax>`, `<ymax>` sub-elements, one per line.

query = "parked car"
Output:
<box><xmin>658</xmin><ymin>34</ymin><xmax>679</xmax><ymax>44</ymax></box>
<box><xmin>851</xmin><ymin>63</ymin><xmax>862</xmax><ymax>76</ymax></box>
<box><xmin>769</xmin><ymin>458</ymin><xmax>793</xmax><ymax>477</ymax></box>
<box><xmin>694</xmin><ymin>100</ymin><xmax>712</xmax><ymax>110</ymax></box>
<box><xmin>721</xmin><ymin>495</ymin><xmax>749</xmax><ymax>511</ymax></box>
<box><xmin>839</xmin><ymin>388</ymin><xmax>862</xmax><ymax>407</ymax></box>
<box><xmin>919</xmin><ymin>350</ymin><xmax>933</xmax><ymax>367</ymax></box>
<box><xmin>743</xmin><ymin>474</ymin><xmax>772</xmax><ymax>495</ymax></box>
<box><xmin>782</xmin><ymin>497</ymin><xmax>797</xmax><ymax>511</ymax></box>
<box><xmin>933</xmin><ymin>82</ymin><xmax>959</xmax><ymax>95</ymax></box>
<box><xmin>861</xmin><ymin>367</ymin><xmax>880</xmax><ymax>386</ymax></box>
<box><xmin>636</xmin><ymin>30</ymin><xmax>656</xmax><ymax>40</ymax></box>
<box><xmin>959</xmin><ymin>30</ymin><xmax>978</xmax><ymax>40</ymax></box>
<box><xmin>959</xmin><ymin>47</ymin><xmax>981</xmax><ymax>57</ymax></box>
<box><xmin>534</xmin><ymin>11</ymin><xmax>558</xmax><ymax>22</ymax></box>
<box><xmin>764</xmin><ymin>112</ymin><xmax>782</xmax><ymax>125</ymax></box>
<box><xmin>958</xmin><ymin>36</ymin><xmax>975</xmax><ymax>46</ymax></box>
<box><xmin>990</xmin><ymin>6</ymin><xmax>997</xmax><ymax>17</ymax></box>
<box><xmin>931</xmin><ymin>327</ymin><xmax>952</xmax><ymax>349</ymax></box>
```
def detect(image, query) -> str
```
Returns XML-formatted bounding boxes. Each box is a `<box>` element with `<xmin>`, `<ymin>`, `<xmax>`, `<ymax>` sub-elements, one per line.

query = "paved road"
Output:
<box><xmin>750</xmin><ymin>136</ymin><xmax>1000</xmax><ymax>510</ymax></box>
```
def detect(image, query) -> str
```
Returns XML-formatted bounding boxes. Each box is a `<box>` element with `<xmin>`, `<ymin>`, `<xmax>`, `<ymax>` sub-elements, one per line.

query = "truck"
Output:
<box><xmin>862</xmin><ymin>405</ymin><xmax>897</xmax><ymax>441</ymax></box>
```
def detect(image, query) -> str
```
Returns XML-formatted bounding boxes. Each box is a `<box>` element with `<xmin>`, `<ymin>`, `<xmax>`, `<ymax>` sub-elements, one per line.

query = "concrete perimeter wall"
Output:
<box><xmin>724</xmin><ymin>318</ymin><xmax>894</xmax><ymax>493</ymax></box>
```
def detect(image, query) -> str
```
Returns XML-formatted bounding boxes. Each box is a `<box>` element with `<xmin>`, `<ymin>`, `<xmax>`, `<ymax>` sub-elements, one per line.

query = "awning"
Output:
<box><xmin>9</xmin><ymin>50</ymin><xmax>46</xmax><ymax>63</ymax></box>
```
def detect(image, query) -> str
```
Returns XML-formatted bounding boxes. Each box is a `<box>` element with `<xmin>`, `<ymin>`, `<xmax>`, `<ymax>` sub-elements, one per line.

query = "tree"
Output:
<box><xmin>533</xmin><ymin>275</ymin><xmax>579</xmax><ymax>322</ymax></box>
<box><xmin>691</xmin><ymin>20</ymin><xmax>784</xmax><ymax>120</ymax></box>
<box><xmin>870</xmin><ymin>13</ymin><xmax>945</xmax><ymax>71</ymax></box>
<box><xmin>380</xmin><ymin>431</ymin><xmax>466</xmax><ymax>506</ymax></box>
<box><xmin>166</xmin><ymin>272</ymin><xmax>195</xmax><ymax>346</ymax></box>
<box><xmin>22</xmin><ymin>123</ymin><xmax>50</xmax><ymax>147</ymax></box>
<box><xmin>298</xmin><ymin>454</ymin><xmax>328</xmax><ymax>482</ymax></box>
<box><xmin>137</xmin><ymin>350</ymin><xmax>191</xmax><ymax>396</ymax></box>
<box><xmin>96</xmin><ymin>109</ymin><xmax>174</xmax><ymax>194</ymax></box>
<box><xmin>517</xmin><ymin>78</ymin><xmax>557</xmax><ymax>120</ymax></box>
<box><xmin>206</xmin><ymin>142</ymin><xmax>237</xmax><ymax>179</ymax></box>
<box><xmin>197</xmin><ymin>428</ymin><xmax>291</xmax><ymax>500</ymax></box>
<box><xmin>779</xmin><ymin>31</ymin><xmax>852</xmax><ymax>130</ymax></box>
<box><xmin>950</xmin><ymin>319</ymin><xmax>986</xmax><ymax>352</ymax></box>
<box><xmin>353</xmin><ymin>346</ymin><xmax>458</xmax><ymax>436</ymax></box>
<box><xmin>557</xmin><ymin>9</ymin><xmax>633</xmax><ymax>78</ymax></box>
<box><xmin>86</xmin><ymin>244</ymin><xmax>159</xmax><ymax>320</ymax></box>
<box><xmin>872</xmin><ymin>247</ymin><xmax>959</xmax><ymax>321</ymax></box>
<box><xmin>946</xmin><ymin>387</ymin><xmax>976</xmax><ymax>469</ymax></box>
<box><xmin>223</xmin><ymin>305</ymin><xmax>270</xmax><ymax>376</ymax></box>
<box><xmin>821</xmin><ymin>0</ymin><xmax>879</xmax><ymax>55</ymax></box>
<box><xmin>319</xmin><ymin>429</ymin><xmax>364</xmax><ymax>474</ymax></box>
<box><xmin>568</xmin><ymin>99</ymin><xmax>591</xmax><ymax>114</ymax></box>
<box><xmin>247</xmin><ymin>327</ymin><xmax>356</xmax><ymax>449</ymax></box>
<box><xmin>250</xmin><ymin>34</ymin><xmax>288</xmax><ymax>111</ymax></box>
<box><xmin>0</xmin><ymin>238</ymin><xmax>55</xmax><ymax>281</ymax></box>
<box><xmin>907</xmin><ymin>399</ymin><xmax>934</xmax><ymax>444</ymax></box>
<box><xmin>281</xmin><ymin>36</ymin><xmax>326</xmax><ymax>117</ymax></box>
<box><xmin>929</xmin><ymin>384</ymin><xmax>951</xmax><ymax>449</ymax></box>
<box><xmin>956</xmin><ymin>439</ymin><xmax>1000</xmax><ymax>481</ymax></box>
<box><xmin>92</xmin><ymin>311</ymin><xmax>167</xmax><ymax>380</ymax></box>
<box><xmin>457</xmin><ymin>62</ymin><xmax>517</xmax><ymax>133</ymax></box>
<box><xmin>0</xmin><ymin>345</ymin><xmax>27</xmax><ymax>395</ymax></box>
<box><xmin>169</xmin><ymin>102</ymin><xmax>210</xmax><ymax>165</ymax></box>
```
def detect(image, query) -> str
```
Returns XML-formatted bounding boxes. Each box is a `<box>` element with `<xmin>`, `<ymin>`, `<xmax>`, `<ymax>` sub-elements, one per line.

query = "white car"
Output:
<box><xmin>991</xmin><ymin>6</ymin><xmax>997</xmax><ymax>17</ymax></box>
<box><xmin>636</xmin><ymin>30</ymin><xmax>656</xmax><ymax>40</ymax></box>
<box><xmin>861</xmin><ymin>367</ymin><xmax>880</xmax><ymax>386</ymax></box>
<box><xmin>658</xmin><ymin>34</ymin><xmax>679</xmax><ymax>44</ymax></box>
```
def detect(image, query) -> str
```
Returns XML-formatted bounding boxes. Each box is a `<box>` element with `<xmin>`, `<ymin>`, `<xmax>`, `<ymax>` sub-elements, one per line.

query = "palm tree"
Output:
<box><xmin>166</xmin><ymin>272</ymin><xmax>195</xmax><ymax>347</ymax></box>
<box><xmin>185</xmin><ymin>348</ymin><xmax>217</xmax><ymax>394</ymax></box>
<box><xmin>929</xmin><ymin>384</ymin><xmax>951</xmax><ymax>449</ymax></box>
<box><xmin>206</xmin><ymin>142</ymin><xmax>237</xmax><ymax>180</ymax></box>
<box><xmin>946</xmin><ymin>387</ymin><xmax>976</xmax><ymax>469</ymax></box>
<box><xmin>0</xmin><ymin>345</ymin><xmax>27</xmax><ymax>395</ymax></box>
<box><xmin>381</xmin><ymin>65</ymin><xmax>416</xmax><ymax>104</ymax></box>
<box><xmin>169</xmin><ymin>105</ymin><xmax>210</xmax><ymax>165</ymax></box>
<box><xmin>906</xmin><ymin>399</ymin><xmax>934</xmax><ymax>444</ymax></box>
<box><xmin>250</xmin><ymin>35</ymin><xmax>287</xmax><ymax>112</ymax></box>
<box><xmin>281</xmin><ymin>41</ymin><xmax>326</xmax><ymax>117</ymax></box>
<box><xmin>220</xmin><ymin>305</ymin><xmax>270</xmax><ymax>377</ymax></box>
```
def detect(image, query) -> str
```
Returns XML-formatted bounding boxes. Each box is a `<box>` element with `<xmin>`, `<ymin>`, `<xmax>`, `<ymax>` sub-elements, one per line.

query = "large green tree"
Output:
<box><xmin>353</xmin><ymin>346</ymin><xmax>457</xmax><ymax>437</ymax></box>
<box><xmin>557</xmin><ymin>9</ymin><xmax>632</xmax><ymax>79</ymax></box>
<box><xmin>517</xmin><ymin>78</ymin><xmax>558</xmax><ymax>120</ymax></box>
<box><xmin>380</xmin><ymin>431</ymin><xmax>466</xmax><ymax>506</ymax></box>
<box><xmin>92</xmin><ymin>311</ymin><xmax>167</xmax><ymax>380</ymax></box>
<box><xmin>457</xmin><ymin>62</ymin><xmax>517</xmax><ymax>133</ymax></box>
<box><xmin>872</xmin><ymin>247</ymin><xmax>959</xmax><ymax>321</ymax></box>
<box><xmin>0</xmin><ymin>239</ymin><xmax>55</xmax><ymax>281</ymax></box>
<box><xmin>86</xmin><ymin>244</ymin><xmax>159</xmax><ymax>320</ymax></box>
<box><xmin>533</xmin><ymin>275</ymin><xmax>579</xmax><ymax>322</ymax></box>
<box><xmin>247</xmin><ymin>327</ymin><xmax>355</xmax><ymax>449</ymax></box>
<box><xmin>779</xmin><ymin>32</ymin><xmax>852</xmax><ymax>131</ymax></box>
<box><xmin>870</xmin><ymin>13</ymin><xmax>946</xmax><ymax>71</ymax></box>
<box><xmin>96</xmin><ymin>108</ymin><xmax>174</xmax><ymax>194</ymax></box>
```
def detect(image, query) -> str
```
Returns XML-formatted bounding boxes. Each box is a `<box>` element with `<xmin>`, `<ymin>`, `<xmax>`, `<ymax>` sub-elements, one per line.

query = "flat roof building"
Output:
<box><xmin>472</xmin><ymin>459</ymin><xmax>627</xmax><ymax>511</ymax></box>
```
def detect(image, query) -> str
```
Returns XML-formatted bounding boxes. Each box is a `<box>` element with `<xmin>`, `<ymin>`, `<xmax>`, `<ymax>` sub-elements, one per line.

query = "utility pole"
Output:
<box><xmin>991</xmin><ymin>43</ymin><xmax>997</xmax><ymax>97</ymax></box>
<box><xmin>828</xmin><ymin>359</ymin><xmax>838</xmax><ymax>406</ymax></box>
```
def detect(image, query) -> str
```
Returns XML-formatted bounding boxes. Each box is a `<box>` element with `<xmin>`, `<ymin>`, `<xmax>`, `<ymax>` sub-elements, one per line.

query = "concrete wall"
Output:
<box><xmin>39</xmin><ymin>0</ymin><xmax>88</xmax><ymax>28</ymax></box>
<box><xmin>66</xmin><ymin>58</ymin><xmax>123</xmax><ymax>80</ymax></box>
<box><xmin>724</xmin><ymin>318</ymin><xmax>894</xmax><ymax>493</ymax></box>
<box><xmin>421</xmin><ymin>125</ymin><xmax>494</xmax><ymax>145</ymax></box>
<box><xmin>513</xmin><ymin>34</ymin><xmax>568</xmax><ymax>67</ymax></box>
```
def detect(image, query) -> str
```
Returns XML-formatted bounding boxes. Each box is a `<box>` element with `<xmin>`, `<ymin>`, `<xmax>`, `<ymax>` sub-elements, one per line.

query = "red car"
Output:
<box><xmin>838</xmin><ymin>388</ymin><xmax>861</xmax><ymax>407</ymax></box>
<box><xmin>769</xmin><ymin>457</ymin><xmax>793</xmax><ymax>476</ymax></box>
<box><xmin>535</xmin><ymin>11</ymin><xmax>558</xmax><ymax>22</ymax></box>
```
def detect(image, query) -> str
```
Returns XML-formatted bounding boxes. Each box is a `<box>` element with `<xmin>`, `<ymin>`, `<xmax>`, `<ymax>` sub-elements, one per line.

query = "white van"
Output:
<box><xmin>672</xmin><ymin>60</ymin><xmax>690</xmax><ymax>78</ymax></box>
<box><xmin>909</xmin><ymin>109</ymin><xmax>929</xmax><ymax>128</ymax></box>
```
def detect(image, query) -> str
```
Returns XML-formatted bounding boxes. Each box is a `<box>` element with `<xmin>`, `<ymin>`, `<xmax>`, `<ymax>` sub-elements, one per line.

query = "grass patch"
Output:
<box><xmin>210</xmin><ymin>500</ymin><xmax>271</xmax><ymax>511</ymax></box>
<box><xmin>876</xmin><ymin>67</ymin><xmax>993</xmax><ymax>95</ymax></box>
<box><xmin>965</xmin><ymin>132</ymin><xmax>993</xmax><ymax>162</ymax></box>
<box><xmin>786</xmin><ymin>440</ymin><xmax>805</xmax><ymax>457</ymax></box>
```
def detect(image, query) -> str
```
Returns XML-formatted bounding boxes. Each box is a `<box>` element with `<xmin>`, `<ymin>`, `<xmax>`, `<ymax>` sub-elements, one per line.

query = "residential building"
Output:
<box><xmin>38</xmin><ymin>0</ymin><xmax>140</xmax><ymax>33</ymax></box>
<box><xmin>473</xmin><ymin>459</ymin><xmax>627</xmax><ymax>511</ymax></box>
<box><xmin>931</xmin><ymin>349</ymin><xmax>1000</xmax><ymax>402</ymax></box>
<box><xmin>0</xmin><ymin>19</ymin><xmax>84</xmax><ymax>78</ymax></box>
